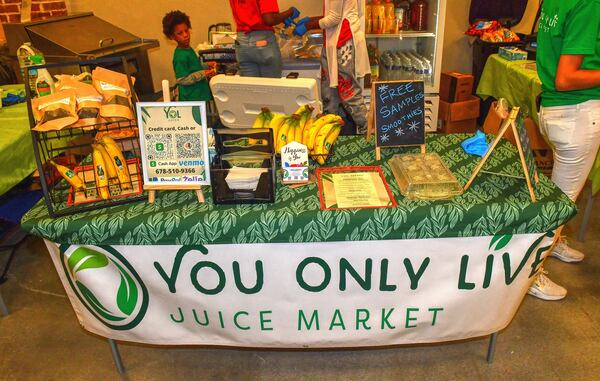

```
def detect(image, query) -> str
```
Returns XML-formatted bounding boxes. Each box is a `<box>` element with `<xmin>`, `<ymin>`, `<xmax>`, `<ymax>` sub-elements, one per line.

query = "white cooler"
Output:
<box><xmin>209</xmin><ymin>74</ymin><xmax>322</xmax><ymax>128</ymax></box>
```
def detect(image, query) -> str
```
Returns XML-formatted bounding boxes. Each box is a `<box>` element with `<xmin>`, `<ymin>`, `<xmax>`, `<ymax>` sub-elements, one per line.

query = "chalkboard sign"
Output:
<box><xmin>373</xmin><ymin>80</ymin><xmax>425</xmax><ymax>147</ymax></box>
<box><xmin>514</xmin><ymin>113</ymin><xmax>538</xmax><ymax>185</ymax></box>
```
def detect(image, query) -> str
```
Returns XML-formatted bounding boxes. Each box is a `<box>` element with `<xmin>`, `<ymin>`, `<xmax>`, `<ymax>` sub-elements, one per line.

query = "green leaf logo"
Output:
<box><xmin>489</xmin><ymin>234</ymin><xmax>513</xmax><ymax>251</ymax></box>
<box><xmin>61</xmin><ymin>245</ymin><xmax>149</xmax><ymax>331</ymax></box>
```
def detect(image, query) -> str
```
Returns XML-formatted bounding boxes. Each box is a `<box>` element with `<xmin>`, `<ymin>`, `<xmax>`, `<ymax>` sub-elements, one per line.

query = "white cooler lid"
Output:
<box><xmin>210</xmin><ymin>74</ymin><xmax>322</xmax><ymax>128</ymax></box>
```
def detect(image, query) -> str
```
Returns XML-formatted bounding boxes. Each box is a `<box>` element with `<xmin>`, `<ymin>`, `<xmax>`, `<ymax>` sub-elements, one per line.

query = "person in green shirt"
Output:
<box><xmin>162</xmin><ymin>11</ymin><xmax>216</xmax><ymax>101</ymax></box>
<box><xmin>529</xmin><ymin>0</ymin><xmax>600</xmax><ymax>301</ymax></box>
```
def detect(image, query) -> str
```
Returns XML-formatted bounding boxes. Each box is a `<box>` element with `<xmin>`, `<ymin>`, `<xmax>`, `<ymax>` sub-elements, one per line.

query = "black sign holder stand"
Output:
<box><xmin>464</xmin><ymin>106</ymin><xmax>538</xmax><ymax>202</ymax></box>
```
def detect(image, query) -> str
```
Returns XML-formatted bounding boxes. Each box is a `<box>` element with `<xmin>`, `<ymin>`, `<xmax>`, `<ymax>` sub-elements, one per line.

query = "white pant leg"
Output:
<box><xmin>539</xmin><ymin>99</ymin><xmax>600</xmax><ymax>201</ymax></box>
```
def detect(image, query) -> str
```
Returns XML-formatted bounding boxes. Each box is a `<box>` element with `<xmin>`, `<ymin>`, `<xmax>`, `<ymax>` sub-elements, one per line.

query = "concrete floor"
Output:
<box><xmin>0</xmin><ymin>191</ymin><xmax>599</xmax><ymax>381</ymax></box>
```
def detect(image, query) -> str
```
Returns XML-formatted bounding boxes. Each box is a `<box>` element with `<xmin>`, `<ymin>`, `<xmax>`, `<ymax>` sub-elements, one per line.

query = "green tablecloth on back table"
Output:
<box><xmin>477</xmin><ymin>54</ymin><xmax>541</xmax><ymax>124</ymax></box>
<box><xmin>477</xmin><ymin>54</ymin><xmax>600</xmax><ymax>195</ymax></box>
<box><xmin>0</xmin><ymin>84</ymin><xmax>35</xmax><ymax>197</ymax></box>
<box><xmin>21</xmin><ymin>134</ymin><xmax>576</xmax><ymax>245</ymax></box>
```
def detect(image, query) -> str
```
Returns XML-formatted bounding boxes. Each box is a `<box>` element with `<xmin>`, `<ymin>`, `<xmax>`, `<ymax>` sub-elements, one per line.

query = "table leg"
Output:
<box><xmin>0</xmin><ymin>291</ymin><xmax>9</xmax><ymax>316</ymax></box>
<box><xmin>487</xmin><ymin>332</ymin><xmax>499</xmax><ymax>364</ymax></box>
<box><xmin>108</xmin><ymin>339</ymin><xmax>126</xmax><ymax>374</ymax></box>
<box><xmin>578</xmin><ymin>189</ymin><xmax>594</xmax><ymax>242</ymax></box>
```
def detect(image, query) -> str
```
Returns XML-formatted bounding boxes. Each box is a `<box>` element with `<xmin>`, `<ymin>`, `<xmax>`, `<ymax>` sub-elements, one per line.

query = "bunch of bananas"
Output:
<box><xmin>91</xmin><ymin>135</ymin><xmax>131</xmax><ymax>199</ymax></box>
<box><xmin>50</xmin><ymin>135</ymin><xmax>130</xmax><ymax>200</ymax></box>
<box><xmin>50</xmin><ymin>160</ymin><xmax>85</xmax><ymax>191</ymax></box>
<box><xmin>252</xmin><ymin>105</ymin><xmax>344</xmax><ymax>165</ymax></box>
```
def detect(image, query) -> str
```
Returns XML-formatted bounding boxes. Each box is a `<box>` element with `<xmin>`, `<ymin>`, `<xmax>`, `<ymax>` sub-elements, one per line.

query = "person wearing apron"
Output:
<box><xmin>294</xmin><ymin>0</ymin><xmax>370</xmax><ymax>134</ymax></box>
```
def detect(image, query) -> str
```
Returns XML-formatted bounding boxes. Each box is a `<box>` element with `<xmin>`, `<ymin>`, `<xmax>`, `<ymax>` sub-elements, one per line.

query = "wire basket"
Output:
<box><xmin>26</xmin><ymin>57</ymin><xmax>147</xmax><ymax>218</ymax></box>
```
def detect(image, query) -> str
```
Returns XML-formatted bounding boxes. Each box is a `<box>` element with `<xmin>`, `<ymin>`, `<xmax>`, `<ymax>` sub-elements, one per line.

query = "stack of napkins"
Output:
<box><xmin>225</xmin><ymin>166</ymin><xmax>268</xmax><ymax>191</ymax></box>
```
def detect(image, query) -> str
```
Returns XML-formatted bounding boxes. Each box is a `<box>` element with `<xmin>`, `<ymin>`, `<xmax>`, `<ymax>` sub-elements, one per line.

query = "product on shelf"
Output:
<box><xmin>55</xmin><ymin>75</ymin><xmax>103</xmax><ymax>127</ymax></box>
<box><xmin>410</xmin><ymin>0</ymin><xmax>428</xmax><ymax>31</ymax></box>
<box><xmin>395</xmin><ymin>0</ymin><xmax>411</xmax><ymax>31</ymax></box>
<box><xmin>32</xmin><ymin>89</ymin><xmax>78</xmax><ymax>131</ymax></box>
<box><xmin>368</xmin><ymin>44</ymin><xmax>380</xmax><ymax>80</ymax></box>
<box><xmin>371</xmin><ymin>0</ymin><xmax>386</xmax><ymax>34</ymax></box>
<box><xmin>366</xmin><ymin>1</ymin><xmax>373</xmax><ymax>34</ymax></box>
<box><xmin>379</xmin><ymin>50</ymin><xmax>432</xmax><ymax>83</ymax></box>
<box><xmin>50</xmin><ymin>160</ymin><xmax>85</xmax><ymax>191</ymax></box>
<box><xmin>96</xmin><ymin>135</ymin><xmax>132</xmax><ymax>190</ymax></box>
<box><xmin>384</xmin><ymin>0</ymin><xmax>397</xmax><ymax>34</ymax></box>
<box><xmin>92</xmin><ymin>67</ymin><xmax>136</xmax><ymax>121</ymax></box>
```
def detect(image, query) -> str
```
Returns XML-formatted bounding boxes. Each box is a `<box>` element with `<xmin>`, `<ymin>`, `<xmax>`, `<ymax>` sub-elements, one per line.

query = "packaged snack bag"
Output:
<box><xmin>55</xmin><ymin>75</ymin><xmax>103</xmax><ymax>127</ymax></box>
<box><xmin>32</xmin><ymin>89</ymin><xmax>78</xmax><ymax>131</ymax></box>
<box><xmin>92</xmin><ymin>67</ymin><xmax>136</xmax><ymax>121</ymax></box>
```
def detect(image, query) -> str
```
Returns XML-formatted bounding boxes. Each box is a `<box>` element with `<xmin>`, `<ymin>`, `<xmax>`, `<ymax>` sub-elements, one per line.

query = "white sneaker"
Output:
<box><xmin>527</xmin><ymin>271</ymin><xmax>567</xmax><ymax>301</ymax></box>
<box><xmin>551</xmin><ymin>237</ymin><xmax>584</xmax><ymax>263</ymax></box>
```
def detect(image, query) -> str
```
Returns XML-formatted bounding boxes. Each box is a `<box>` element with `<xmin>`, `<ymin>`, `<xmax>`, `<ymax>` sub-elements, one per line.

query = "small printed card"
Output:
<box><xmin>281</xmin><ymin>141</ymin><xmax>309</xmax><ymax>185</ymax></box>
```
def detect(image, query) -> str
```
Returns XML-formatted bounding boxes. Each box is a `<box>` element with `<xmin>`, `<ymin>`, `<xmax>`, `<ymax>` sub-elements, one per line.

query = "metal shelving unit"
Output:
<box><xmin>364</xmin><ymin>0</ymin><xmax>447</xmax><ymax>132</ymax></box>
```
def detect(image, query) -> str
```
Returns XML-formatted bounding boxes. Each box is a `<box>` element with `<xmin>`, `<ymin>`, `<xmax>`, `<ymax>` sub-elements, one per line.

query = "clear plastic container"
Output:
<box><xmin>388</xmin><ymin>153</ymin><xmax>463</xmax><ymax>200</ymax></box>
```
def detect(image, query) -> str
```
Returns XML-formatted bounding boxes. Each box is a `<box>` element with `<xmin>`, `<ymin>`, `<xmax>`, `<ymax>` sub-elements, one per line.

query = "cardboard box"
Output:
<box><xmin>440</xmin><ymin>72</ymin><xmax>474</xmax><ymax>102</ymax></box>
<box><xmin>440</xmin><ymin>119</ymin><xmax>477</xmax><ymax>134</ymax></box>
<box><xmin>498</xmin><ymin>46</ymin><xmax>528</xmax><ymax>61</ymax></box>
<box><xmin>439</xmin><ymin>96</ymin><xmax>480</xmax><ymax>122</ymax></box>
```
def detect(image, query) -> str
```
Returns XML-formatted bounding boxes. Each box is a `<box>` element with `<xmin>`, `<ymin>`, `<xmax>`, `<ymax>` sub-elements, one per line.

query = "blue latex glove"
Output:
<box><xmin>2</xmin><ymin>93</ymin><xmax>26</xmax><ymax>107</ymax></box>
<box><xmin>461</xmin><ymin>130</ymin><xmax>490</xmax><ymax>157</ymax></box>
<box><xmin>293</xmin><ymin>17</ymin><xmax>311</xmax><ymax>37</ymax></box>
<box><xmin>284</xmin><ymin>7</ymin><xmax>300</xmax><ymax>28</ymax></box>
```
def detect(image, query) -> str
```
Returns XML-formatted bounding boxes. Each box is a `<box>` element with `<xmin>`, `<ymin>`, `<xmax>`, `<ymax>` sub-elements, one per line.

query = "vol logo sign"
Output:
<box><xmin>60</xmin><ymin>245</ymin><xmax>149</xmax><ymax>330</ymax></box>
<box><xmin>164</xmin><ymin>106</ymin><xmax>181</xmax><ymax>121</ymax></box>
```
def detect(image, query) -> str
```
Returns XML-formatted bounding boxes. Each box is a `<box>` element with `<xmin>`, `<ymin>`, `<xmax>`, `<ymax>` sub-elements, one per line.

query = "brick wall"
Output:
<box><xmin>0</xmin><ymin>0</ymin><xmax>68</xmax><ymax>23</ymax></box>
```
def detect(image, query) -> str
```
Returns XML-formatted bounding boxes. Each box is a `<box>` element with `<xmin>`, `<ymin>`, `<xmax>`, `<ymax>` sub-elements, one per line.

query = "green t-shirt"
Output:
<box><xmin>173</xmin><ymin>47</ymin><xmax>212</xmax><ymax>101</ymax></box>
<box><xmin>537</xmin><ymin>0</ymin><xmax>600</xmax><ymax>107</ymax></box>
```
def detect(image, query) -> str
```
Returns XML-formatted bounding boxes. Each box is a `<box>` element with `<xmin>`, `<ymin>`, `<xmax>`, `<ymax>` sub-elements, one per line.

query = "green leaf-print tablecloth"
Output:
<box><xmin>21</xmin><ymin>134</ymin><xmax>577</xmax><ymax>245</ymax></box>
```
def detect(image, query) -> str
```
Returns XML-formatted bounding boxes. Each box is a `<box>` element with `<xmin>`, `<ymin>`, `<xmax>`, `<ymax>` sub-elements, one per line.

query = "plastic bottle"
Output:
<box><xmin>365</xmin><ymin>1</ymin><xmax>373</xmax><ymax>34</ymax></box>
<box><xmin>371</xmin><ymin>0</ymin><xmax>386</xmax><ymax>34</ymax></box>
<box><xmin>31</xmin><ymin>55</ymin><xmax>55</xmax><ymax>97</ymax></box>
<box><xmin>17</xmin><ymin>42</ymin><xmax>44</xmax><ymax>94</ymax></box>
<box><xmin>383</xmin><ymin>0</ymin><xmax>396</xmax><ymax>34</ymax></box>
<box><xmin>394</xmin><ymin>5</ymin><xmax>405</xmax><ymax>32</ymax></box>
<box><xmin>410</xmin><ymin>0</ymin><xmax>428</xmax><ymax>31</ymax></box>
<box><xmin>395</xmin><ymin>0</ymin><xmax>411</xmax><ymax>30</ymax></box>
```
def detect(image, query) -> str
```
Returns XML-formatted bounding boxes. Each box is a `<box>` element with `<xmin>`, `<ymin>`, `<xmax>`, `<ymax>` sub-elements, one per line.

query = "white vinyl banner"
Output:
<box><xmin>45</xmin><ymin>232</ymin><xmax>554</xmax><ymax>347</ymax></box>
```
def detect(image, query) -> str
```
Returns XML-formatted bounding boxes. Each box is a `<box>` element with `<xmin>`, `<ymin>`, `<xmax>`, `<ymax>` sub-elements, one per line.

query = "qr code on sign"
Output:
<box><xmin>176</xmin><ymin>134</ymin><xmax>203</xmax><ymax>159</ymax></box>
<box><xmin>146</xmin><ymin>134</ymin><xmax>174</xmax><ymax>160</ymax></box>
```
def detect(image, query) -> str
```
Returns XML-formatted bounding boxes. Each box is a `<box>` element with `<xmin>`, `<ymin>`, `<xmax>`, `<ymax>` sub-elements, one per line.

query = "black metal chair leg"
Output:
<box><xmin>0</xmin><ymin>290</ymin><xmax>8</xmax><ymax>316</ymax></box>
<box><xmin>108</xmin><ymin>339</ymin><xmax>126</xmax><ymax>374</ymax></box>
<box><xmin>487</xmin><ymin>332</ymin><xmax>499</xmax><ymax>363</ymax></box>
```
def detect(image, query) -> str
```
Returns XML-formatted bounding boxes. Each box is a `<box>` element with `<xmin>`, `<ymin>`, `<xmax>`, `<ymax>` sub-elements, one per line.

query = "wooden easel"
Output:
<box><xmin>464</xmin><ymin>107</ymin><xmax>539</xmax><ymax>202</ymax></box>
<box><xmin>366</xmin><ymin>81</ymin><xmax>426</xmax><ymax>161</ymax></box>
<box><xmin>145</xmin><ymin>184</ymin><xmax>205</xmax><ymax>203</ymax></box>
<box><xmin>144</xmin><ymin>80</ymin><xmax>206</xmax><ymax>204</ymax></box>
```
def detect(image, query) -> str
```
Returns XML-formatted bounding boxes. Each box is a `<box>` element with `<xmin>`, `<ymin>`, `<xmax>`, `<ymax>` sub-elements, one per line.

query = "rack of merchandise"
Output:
<box><xmin>364</xmin><ymin>0</ymin><xmax>446</xmax><ymax>132</ymax></box>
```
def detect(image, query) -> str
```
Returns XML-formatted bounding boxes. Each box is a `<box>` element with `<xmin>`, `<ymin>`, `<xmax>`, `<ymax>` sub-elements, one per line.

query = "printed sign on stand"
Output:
<box><xmin>136</xmin><ymin>101</ymin><xmax>211</xmax><ymax>203</ymax></box>
<box><xmin>367</xmin><ymin>80</ymin><xmax>426</xmax><ymax>160</ymax></box>
<box><xmin>281</xmin><ymin>141</ymin><xmax>309</xmax><ymax>185</ymax></box>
